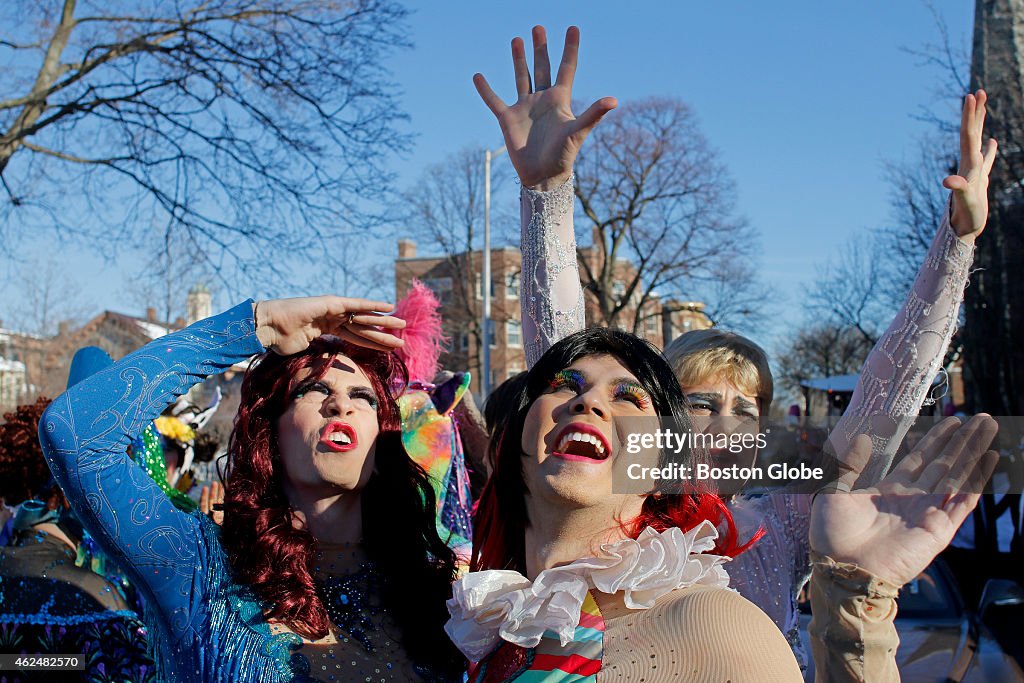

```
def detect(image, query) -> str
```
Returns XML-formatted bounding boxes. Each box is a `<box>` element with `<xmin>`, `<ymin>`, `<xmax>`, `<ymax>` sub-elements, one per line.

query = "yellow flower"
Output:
<box><xmin>155</xmin><ymin>416</ymin><xmax>196</xmax><ymax>444</ymax></box>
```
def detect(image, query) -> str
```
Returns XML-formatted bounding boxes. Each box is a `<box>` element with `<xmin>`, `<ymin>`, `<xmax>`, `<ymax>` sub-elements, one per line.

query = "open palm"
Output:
<box><xmin>474</xmin><ymin>26</ymin><xmax>617</xmax><ymax>189</ymax></box>
<box><xmin>811</xmin><ymin>415</ymin><xmax>999</xmax><ymax>586</ymax></box>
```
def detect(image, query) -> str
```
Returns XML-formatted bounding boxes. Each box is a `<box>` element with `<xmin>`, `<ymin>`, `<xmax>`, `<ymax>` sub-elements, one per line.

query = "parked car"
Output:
<box><xmin>798</xmin><ymin>559</ymin><xmax>1024</xmax><ymax>681</ymax></box>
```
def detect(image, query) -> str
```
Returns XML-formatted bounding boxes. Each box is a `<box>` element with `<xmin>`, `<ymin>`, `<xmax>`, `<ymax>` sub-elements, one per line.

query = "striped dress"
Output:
<box><xmin>469</xmin><ymin>593</ymin><xmax>605</xmax><ymax>683</ymax></box>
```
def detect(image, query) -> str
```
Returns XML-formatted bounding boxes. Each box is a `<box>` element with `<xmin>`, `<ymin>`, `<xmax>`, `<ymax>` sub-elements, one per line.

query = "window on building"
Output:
<box><xmin>506</xmin><ymin>320</ymin><xmax>522</xmax><ymax>347</ymax></box>
<box><xmin>488</xmin><ymin>319</ymin><xmax>497</xmax><ymax>347</ymax></box>
<box><xmin>506</xmin><ymin>271</ymin><xmax>520</xmax><ymax>298</ymax></box>
<box><xmin>477</xmin><ymin>273</ymin><xmax>502</xmax><ymax>300</ymax></box>
<box><xmin>422</xmin><ymin>277</ymin><xmax>453</xmax><ymax>305</ymax></box>
<box><xmin>612</xmin><ymin>280</ymin><xmax>626</xmax><ymax>301</ymax></box>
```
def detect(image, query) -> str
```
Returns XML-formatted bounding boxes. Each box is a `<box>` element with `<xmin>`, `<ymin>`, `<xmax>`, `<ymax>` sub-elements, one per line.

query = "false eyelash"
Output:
<box><xmin>350</xmin><ymin>388</ymin><xmax>379</xmax><ymax>409</ymax></box>
<box><xmin>289</xmin><ymin>380</ymin><xmax>329</xmax><ymax>401</ymax></box>
<box><xmin>614</xmin><ymin>382</ymin><xmax>652</xmax><ymax>410</ymax></box>
<box><xmin>549</xmin><ymin>368</ymin><xmax>585</xmax><ymax>391</ymax></box>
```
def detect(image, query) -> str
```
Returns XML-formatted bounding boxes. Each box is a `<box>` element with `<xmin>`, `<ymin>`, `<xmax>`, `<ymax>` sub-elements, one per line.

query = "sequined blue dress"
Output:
<box><xmin>38</xmin><ymin>301</ymin><xmax>308</xmax><ymax>683</ymax></box>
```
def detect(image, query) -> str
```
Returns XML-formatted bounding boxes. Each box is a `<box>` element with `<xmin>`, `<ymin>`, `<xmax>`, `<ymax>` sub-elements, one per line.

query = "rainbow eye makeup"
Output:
<box><xmin>614</xmin><ymin>381</ymin><xmax>652</xmax><ymax>410</ymax></box>
<box><xmin>549</xmin><ymin>369</ymin><xmax>585</xmax><ymax>392</ymax></box>
<box><xmin>548</xmin><ymin>368</ymin><xmax>652</xmax><ymax>410</ymax></box>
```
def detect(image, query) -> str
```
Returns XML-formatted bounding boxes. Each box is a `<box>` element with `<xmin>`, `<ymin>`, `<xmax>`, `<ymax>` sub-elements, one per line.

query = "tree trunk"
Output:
<box><xmin>0</xmin><ymin>0</ymin><xmax>76</xmax><ymax>173</ymax></box>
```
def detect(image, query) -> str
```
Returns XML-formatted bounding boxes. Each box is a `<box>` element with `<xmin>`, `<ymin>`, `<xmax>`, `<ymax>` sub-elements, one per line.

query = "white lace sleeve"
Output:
<box><xmin>829</xmin><ymin>200</ymin><xmax>975</xmax><ymax>485</ymax></box>
<box><xmin>521</xmin><ymin>175</ymin><xmax>587</xmax><ymax>368</ymax></box>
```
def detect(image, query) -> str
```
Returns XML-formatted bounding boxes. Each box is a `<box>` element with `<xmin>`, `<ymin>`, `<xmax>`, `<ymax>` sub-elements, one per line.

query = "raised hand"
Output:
<box><xmin>254</xmin><ymin>296</ymin><xmax>405</xmax><ymax>356</ymax></box>
<box><xmin>473</xmin><ymin>25</ymin><xmax>617</xmax><ymax>189</ymax></box>
<box><xmin>944</xmin><ymin>89</ymin><xmax>999</xmax><ymax>241</ymax></box>
<box><xmin>810</xmin><ymin>415</ymin><xmax>999</xmax><ymax>586</ymax></box>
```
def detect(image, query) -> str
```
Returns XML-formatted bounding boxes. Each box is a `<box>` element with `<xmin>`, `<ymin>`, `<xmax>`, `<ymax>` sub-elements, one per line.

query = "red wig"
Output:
<box><xmin>0</xmin><ymin>397</ymin><xmax>56</xmax><ymax>505</ymax></box>
<box><xmin>219</xmin><ymin>337</ymin><xmax>460</xmax><ymax>673</ymax></box>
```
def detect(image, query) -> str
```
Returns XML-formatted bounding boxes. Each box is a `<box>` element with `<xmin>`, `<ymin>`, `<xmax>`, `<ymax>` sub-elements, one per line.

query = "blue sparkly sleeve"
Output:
<box><xmin>38</xmin><ymin>301</ymin><xmax>265</xmax><ymax>639</ymax></box>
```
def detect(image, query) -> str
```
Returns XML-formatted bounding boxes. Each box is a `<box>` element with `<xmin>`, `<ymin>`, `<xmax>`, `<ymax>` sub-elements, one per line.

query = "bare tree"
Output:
<box><xmin>5</xmin><ymin>257</ymin><xmax>87</xmax><ymax>335</ymax></box>
<box><xmin>573</xmin><ymin>97</ymin><xmax>767</xmax><ymax>334</ymax></box>
<box><xmin>401</xmin><ymin>145</ymin><xmax>513</xmax><ymax>377</ymax></box>
<box><xmin>0</xmin><ymin>0</ymin><xmax>409</xmax><ymax>288</ymax></box>
<box><xmin>807</xmin><ymin>234</ymin><xmax>898</xmax><ymax>347</ymax></box>
<box><xmin>876</xmin><ymin>133</ymin><xmax>959</xmax><ymax>302</ymax></box>
<box><xmin>695</xmin><ymin>255</ymin><xmax>777</xmax><ymax>336</ymax></box>
<box><xmin>806</xmin><ymin>7</ymin><xmax>963</xmax><ymax>396</ymax></box>
<box><xmin>902</xmin><ymin>2</ymin><xmax>971</xmax><ymax>128</ymax></box>
<box><xmin>776</xmin><ymin>322</ymin><xmax>873</xmax><ymax>400</ymax></box>
<box><xmin>129</xmin><ymin>230</ymin><xmax>215</xmax><ymax>326</ymax></box>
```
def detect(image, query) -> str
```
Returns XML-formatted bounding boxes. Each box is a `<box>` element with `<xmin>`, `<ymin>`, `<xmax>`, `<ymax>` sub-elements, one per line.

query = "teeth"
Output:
<box><xmin>329</xmin><ymin>432</ymin><xmax>352</xmax><ymax>445</ymax></box>
<box><xmin>557</xmin><ymin>431</ymin><xmax>605</xmax><ymax>455</ymax></box>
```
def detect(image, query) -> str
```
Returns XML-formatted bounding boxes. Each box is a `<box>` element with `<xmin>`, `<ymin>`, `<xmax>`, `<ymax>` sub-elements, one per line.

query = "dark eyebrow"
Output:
<box><xmin>329</xmin><ymin>358</ymin><xmax>360</xmax><ymax>374</ymax></box>
<box><xmin>610</xmin><ymin>376</ymin><xmax>646</xmax><ymax>389</ymax></box>
<box><xmin>733</xmin><ymin>396</ymin><xmax>757</xmax><ymax>411</ymax></box>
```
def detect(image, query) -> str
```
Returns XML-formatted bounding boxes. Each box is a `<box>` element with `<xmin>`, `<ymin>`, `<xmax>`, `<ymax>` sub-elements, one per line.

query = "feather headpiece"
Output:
<box><xmin>393</xmin><ymin>279</ymin><xmax>449</xmax><ymax>382</ymax></box>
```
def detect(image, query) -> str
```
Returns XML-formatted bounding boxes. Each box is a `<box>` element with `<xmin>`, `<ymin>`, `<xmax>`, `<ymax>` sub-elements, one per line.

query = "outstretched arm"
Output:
<box><xmin>40</xmin><ymin>297</ymin><xmax>403</xmax><ymax>637</ymax></box>
<box><xmin>829</xmin><ymin>91</ymin><xmax>998</xmax><ymax>485</ymax></box>
<box><xmin>40</xmin><ymin>302</ymin><xmax>265</xmax><ymax>637</ymax></box>
<box><xmin>809</xmin><ymin>416</ymin><xmax>999</xmax><ymax>682</ymax></box>
<box><xmin>475</xmin><ymin>26</ymin><xmax>616</xmax><ymax>366</ymax></box>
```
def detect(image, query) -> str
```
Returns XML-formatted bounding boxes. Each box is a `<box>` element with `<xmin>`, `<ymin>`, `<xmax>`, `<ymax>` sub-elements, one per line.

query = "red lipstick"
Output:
<box><xmin>320</xmin><ymin>422</ymin><xmax>358</xmax><ymax>452</ymax></box>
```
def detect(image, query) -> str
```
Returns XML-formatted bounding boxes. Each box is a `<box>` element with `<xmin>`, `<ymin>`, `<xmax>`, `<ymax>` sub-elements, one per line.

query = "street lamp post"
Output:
<box><xmin>481</xmin><ymin>144</ymin><xmax>506</xmax><ymax>399</ymax></box>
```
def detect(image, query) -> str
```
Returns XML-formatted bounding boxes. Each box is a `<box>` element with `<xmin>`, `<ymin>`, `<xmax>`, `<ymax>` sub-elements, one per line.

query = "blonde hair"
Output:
<box><xmin>664</xmin><ymin>329</ymin><xmax>774</xmax><ymax>414</ymax></box>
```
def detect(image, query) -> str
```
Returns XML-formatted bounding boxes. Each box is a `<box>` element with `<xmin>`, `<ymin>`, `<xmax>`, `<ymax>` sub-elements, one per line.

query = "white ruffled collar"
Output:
<box><xmin>445</xmin><ymin>522</ymin><xmax>731</xmax><ymax>661</ymax></box>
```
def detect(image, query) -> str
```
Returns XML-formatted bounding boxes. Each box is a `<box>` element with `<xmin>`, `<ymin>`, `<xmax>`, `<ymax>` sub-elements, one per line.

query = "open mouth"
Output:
<box><xmin>320</xmin><ymin>422</ymin><xmax>358</xmax><ymax>452</ymax></box>
<box><xmin>553</xmin><ymin>423</ymin><xmax>610</xmax><ymax>462</ymax></box>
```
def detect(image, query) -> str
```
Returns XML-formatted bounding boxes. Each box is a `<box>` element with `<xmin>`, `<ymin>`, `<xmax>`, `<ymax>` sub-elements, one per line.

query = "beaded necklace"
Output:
<box><xmin>315</xmin><ymin>561</ymin><xmax>383</xmax><ymax>652</ymax></box>
<box><xmin>313</xmin><ymin>543</ymin><xmax>391</xmax><ymax>654</ymax></box>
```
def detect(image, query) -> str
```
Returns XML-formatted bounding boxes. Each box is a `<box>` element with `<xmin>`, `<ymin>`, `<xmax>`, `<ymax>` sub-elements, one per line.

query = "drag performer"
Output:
<box><xmin>445</xmin><ymin>25</ymin><xmax>1001</xmax><ymax>681</ymax></box>
<box><xmin>40</xmin><ymin>297</ymin><xmax>463</xmax><ymax>682</ymax></box>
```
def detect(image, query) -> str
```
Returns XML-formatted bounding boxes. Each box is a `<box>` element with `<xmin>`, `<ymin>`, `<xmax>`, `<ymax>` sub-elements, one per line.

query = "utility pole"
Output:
<box><xmin>481</xmin><ymin>144</ymin><xmax>506</xmax><ymax>398</ymax></box>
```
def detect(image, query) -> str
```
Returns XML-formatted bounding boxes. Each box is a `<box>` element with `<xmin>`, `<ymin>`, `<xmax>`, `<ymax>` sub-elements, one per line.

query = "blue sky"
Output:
<box><xmin>385</xmin><ymin>1</ymin><xmax>973</xmax><ymax>352</ymax></box>
<box><xmin>2</xmin><ymin>2</ymin><xmax>975</xmax><ymax>358</ymax></box>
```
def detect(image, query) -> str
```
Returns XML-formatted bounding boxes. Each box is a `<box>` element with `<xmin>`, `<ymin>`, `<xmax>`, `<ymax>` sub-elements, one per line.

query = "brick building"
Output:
<box><xmin>395</xmin><ymin>240</ymin><xmax>526</xmax><ymax>391</ymax></box>
<box><xmin>394</xmin><ymin>240</ymin><xmax>711</xmax><ymax>396</ymax></box>
<box><xmin>0</xmin><ymin>285</ymin><xmax>235</xmax><ymax>413</ymax></box>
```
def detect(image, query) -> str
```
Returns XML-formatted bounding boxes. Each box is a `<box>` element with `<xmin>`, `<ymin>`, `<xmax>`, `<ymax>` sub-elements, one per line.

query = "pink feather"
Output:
<box><xmin>393</xmin><ymin>279</ymin><xmax>449</xmax><ymax>381</ymax></box>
